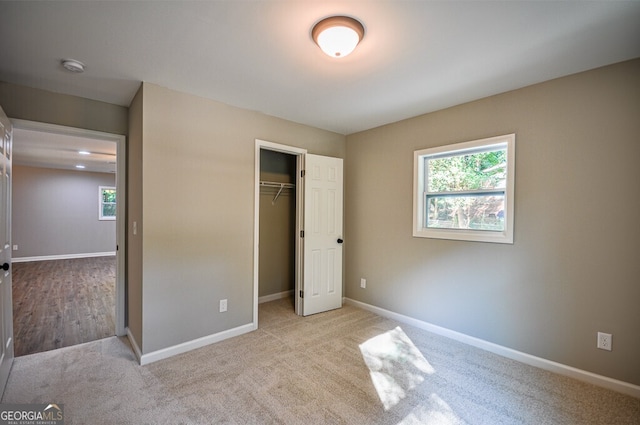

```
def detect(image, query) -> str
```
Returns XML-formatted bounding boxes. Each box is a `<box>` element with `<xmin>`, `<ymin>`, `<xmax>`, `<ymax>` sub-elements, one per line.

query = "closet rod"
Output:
<box><xmin>260</xmin><ymin>180</ymin><xmax>295</xmax><ymax>188</ymax></box>
<box><xmin>260</xmin><ymin>180</ymin><xmax>295</xmax><ymax>204</ymax></box>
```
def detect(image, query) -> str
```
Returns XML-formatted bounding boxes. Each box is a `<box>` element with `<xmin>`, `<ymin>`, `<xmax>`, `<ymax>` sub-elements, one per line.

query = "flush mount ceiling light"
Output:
<box><xmin>312</xmin><ymin>16</ymin><xmax>365</xmax><ymax>58</ymax></box>
<box><xmin>61</xmin><ymin>59</ymin><xmax>85</xmax><ymax>73</ymax></box>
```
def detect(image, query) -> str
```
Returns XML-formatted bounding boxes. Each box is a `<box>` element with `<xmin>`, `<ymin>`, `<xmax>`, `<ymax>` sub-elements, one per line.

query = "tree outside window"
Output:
<box><xmin>99</xmin><ymin>186</ymin><xmax>116</xmax><ymax>221</ymax></box>
<box><xmin>413</xmin><ymin>134</ymin><xmax>515</xmax><ymax>244</ymax></box>
<box><xmin>426</xmin><ymin>148</ymin><xmax>506</xmax><ymax>231</ymax></box>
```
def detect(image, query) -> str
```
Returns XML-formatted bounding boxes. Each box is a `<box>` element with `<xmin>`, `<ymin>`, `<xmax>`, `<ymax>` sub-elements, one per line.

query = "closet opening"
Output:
<box><xmin>254</xmin><ymin>140</ymin><xmax>307</xmax><ymax>324</ymax></box>
<box><xmin>258</xmin><ymin>149</ymin><xmax>297</xmax><ymax>309</ymax></box>
<box><xmin>254</xmin><ymin>139</ymin><xmax>309</xmax><ymax>324</ymax></box>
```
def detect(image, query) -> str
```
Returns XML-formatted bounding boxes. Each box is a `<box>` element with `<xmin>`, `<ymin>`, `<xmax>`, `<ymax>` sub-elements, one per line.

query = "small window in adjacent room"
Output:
<box><xmin>413</xmin><ymin>134</ymin><xmax>515</xmax><ymax>244</ymax></box>
<box><xmin>99</xmin><ymin>186</ymin><xmax>116</xmax><ymax>221</ymax></box>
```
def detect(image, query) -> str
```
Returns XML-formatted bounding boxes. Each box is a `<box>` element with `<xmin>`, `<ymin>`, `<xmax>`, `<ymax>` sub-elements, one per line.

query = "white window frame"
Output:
<box><xmin>413</xmin><ymin>134</ymin><xmax>515</xmax><ymax>244</ymax></box>
<box><xmin>99</xmin><ymin>186</ymin><xmax>116</xmax><ymax>221</ymax></box>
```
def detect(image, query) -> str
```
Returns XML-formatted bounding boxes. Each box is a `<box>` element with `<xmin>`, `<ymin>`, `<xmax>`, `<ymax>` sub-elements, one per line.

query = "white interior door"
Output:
<box><xmin>0</xmin><ymin>106</ymin><xmax>14</xmax><ymax>394</ymax></box>
<box><xmin>302</xmin><ymin>154</ymin><xmax>343</xmax><ymax>316</ymax></box>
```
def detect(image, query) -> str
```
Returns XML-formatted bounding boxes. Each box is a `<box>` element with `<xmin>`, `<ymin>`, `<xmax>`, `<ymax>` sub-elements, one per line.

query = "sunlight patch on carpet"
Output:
<box><xmin>359</xmin><ymin>326</ymin><xmax>435</xmax><ymax>411</ymax></box>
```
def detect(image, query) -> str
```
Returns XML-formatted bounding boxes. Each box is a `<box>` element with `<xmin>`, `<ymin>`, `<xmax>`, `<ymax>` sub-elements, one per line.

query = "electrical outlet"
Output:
<box><xmin>219</xmin><ymin>299</ymin><xmax>227</xmax><ymax>313</ymax></box>
<box><xmin>597</xmin><ymin>332</ymin><xmax>612</xmax><ymax>351</ymax></box>
<box><xmin>360</xmin><ymin>278</ymin><xmax>366</xmax><ymax>289</ymax></box>
<box><xmin>12</xmin><ymin>245</ymin><xmax>18</xmax><ymax>251</ymax></box>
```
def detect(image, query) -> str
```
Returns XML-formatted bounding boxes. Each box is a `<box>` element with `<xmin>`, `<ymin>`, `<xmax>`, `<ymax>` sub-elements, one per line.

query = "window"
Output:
<box><xmin>413</xmin><ymin>134</ymin><xmax>515</xmax><ymax>244</ymax></box>
<box><xmin>99</xmin><ymin>186</ymin><xmax>116</xmax><ymax>221</ymax></box>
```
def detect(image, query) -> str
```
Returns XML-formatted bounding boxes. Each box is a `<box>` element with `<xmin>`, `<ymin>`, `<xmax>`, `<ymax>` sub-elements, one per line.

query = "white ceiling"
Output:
<box><xmin>1</xmin><ymin>1</ymin><xmax>640</xmax><ymax>148</ymax></box>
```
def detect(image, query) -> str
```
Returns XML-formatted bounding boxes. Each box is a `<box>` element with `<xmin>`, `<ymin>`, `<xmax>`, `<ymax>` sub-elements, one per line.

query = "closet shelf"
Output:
<box><xmin>260</xmin><ymin>180</ymin><xmax>295</xmax><ymax>189</ymax></box>
<box><xmin>260</xmin><ymin>180</ymin><xmax>295</xmax><ymax>205</ymax></box>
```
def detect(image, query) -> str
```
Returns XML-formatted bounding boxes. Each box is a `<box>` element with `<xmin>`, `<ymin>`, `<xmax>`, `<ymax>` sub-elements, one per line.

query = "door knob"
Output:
<box><xmin>1</xmin><ymin>263</ymin><xmax>8</xmax><ymax>271</ymax></box>
<box><xmin>337</xmin><ymin>238</ymin><xmax>344</xmax><ymax>244</ymax></box>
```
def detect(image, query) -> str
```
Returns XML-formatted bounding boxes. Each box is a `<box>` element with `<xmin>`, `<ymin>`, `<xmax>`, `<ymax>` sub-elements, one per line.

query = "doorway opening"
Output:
<box><xmin>10</xmin><ymin>120</ymin><xmax>126</xmax><ymax>356</ymax></box>
<box><xmin>253</xmin><ymin>140</ymin><xmax>306</xmax><ymax>325</ymax></box>
<box><xmin>258</xmin><ymin>149</ymin><xmax>297</xmax><ymax>309</ymax></box>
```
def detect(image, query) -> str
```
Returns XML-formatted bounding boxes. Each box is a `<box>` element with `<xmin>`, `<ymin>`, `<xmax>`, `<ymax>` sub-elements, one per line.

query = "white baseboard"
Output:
<box><xmin>259</xmin><ymin>290</ymin><xmax>293</xmax><ymax>304</ymax></box>
<box><xmin>137</xmin><ymin>323</ymin><xmax>257</xmax><ymax>366</ymax></box>
<box><xmin>344</xmin><ymin>297</ymin><xmax>640</xmax><ymax>399</ymax></box>
<box><xmin>12</xmin><ymin>252</ymin><xmax>116</xmax><ymax>263</ymax></box>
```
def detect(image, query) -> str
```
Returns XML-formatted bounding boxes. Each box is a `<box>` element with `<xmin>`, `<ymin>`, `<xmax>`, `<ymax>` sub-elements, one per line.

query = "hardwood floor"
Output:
<box><xmin>12</xmin><ymin>257</ymin><xmax>116</xmax><ymax>357</ymax></box>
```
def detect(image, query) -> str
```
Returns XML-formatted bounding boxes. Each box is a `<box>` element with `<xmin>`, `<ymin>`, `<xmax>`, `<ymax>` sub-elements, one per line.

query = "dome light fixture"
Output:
<box><xmin>61</xmin><ymin>59</ymin><xmax>85</xmax><ymax>73</ymax></box>
<box><xmin>312</xmin><ymin>16</ymin><xmax>365</xmax><ymax>58</ymax></box>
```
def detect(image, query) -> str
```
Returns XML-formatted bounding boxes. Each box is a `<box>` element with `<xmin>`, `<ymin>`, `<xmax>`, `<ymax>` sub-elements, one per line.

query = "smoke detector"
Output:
<box><xmin>61</xmin><ymin>59</ymin><xmax>85</xmax><ymax>73</ymax></box>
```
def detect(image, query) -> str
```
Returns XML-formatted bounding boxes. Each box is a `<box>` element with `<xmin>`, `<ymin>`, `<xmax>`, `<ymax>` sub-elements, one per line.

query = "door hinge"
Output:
<box><xmin>300</xmin><ymin>230</ymin><xmax>304</xmax><ymax>238</ymax></box>
<box><xmin>301</xmin><ymin>170</ymin><xmax>305</xmax><ymax>178</ymax></box>
<box><xmin>299</xmin><ymin>290</ymin><xmax>304</xmax><ymax>298</ymax></box>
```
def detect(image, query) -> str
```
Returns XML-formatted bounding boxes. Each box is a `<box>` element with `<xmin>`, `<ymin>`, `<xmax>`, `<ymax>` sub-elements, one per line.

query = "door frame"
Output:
<box><xmin>11</xmin><ymin>119</ymin><xmax>127</xmax><ymax>336</ymax></box>
<box><xmin>253</xmin><ymin>139</ymin><xmax>306</xmax><ymax>325</ymax></box>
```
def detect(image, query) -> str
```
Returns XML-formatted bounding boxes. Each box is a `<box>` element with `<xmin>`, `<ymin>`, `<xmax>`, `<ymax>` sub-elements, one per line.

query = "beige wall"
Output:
<box><xmin>138</xmin><ymin>83</ymin><xmax>344</xmax><ymax>353</ymax></box>
<box><xmin>345</xmin><ymin>58</ymin><xmax>640</xmax><ymax>385</ymax></box>
<box><xmin>0</xmin><ymin>82</ymin><xmax>128</xmax><ymax>135</ymax></box>
<box><xmin>127</xmin><ymin>85</ymin><xmax>143</xmax><ymax>349</ymax></box>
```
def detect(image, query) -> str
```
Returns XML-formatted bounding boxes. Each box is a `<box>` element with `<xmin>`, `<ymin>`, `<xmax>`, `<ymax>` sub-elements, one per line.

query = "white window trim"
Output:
<box><xmin>413</xmin><ymin>134</ymin><xmax>515</xmax><ymax>244</ymax></box>
<box><xmin>99</xmin><ymin>185</ymin><xmax>116</xmax><ymax>221</ymax></box>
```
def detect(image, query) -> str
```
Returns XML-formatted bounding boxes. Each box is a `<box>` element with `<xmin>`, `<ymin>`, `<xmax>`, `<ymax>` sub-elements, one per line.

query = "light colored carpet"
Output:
<box><xmin>3</xmin><ymin>298</ymin><xmax>639</xmax><ymax>424</ymax></box>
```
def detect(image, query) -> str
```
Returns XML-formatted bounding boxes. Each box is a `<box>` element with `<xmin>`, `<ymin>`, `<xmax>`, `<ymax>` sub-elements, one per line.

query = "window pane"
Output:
<box><xmin>427</xmin><ymin>148</ymin><xmax>506</xmax><ymax>192</ymax></box>
<box><xmin>102</xmin><ymin>189</ymin><xmax>116</xmax><ymax>203</ymax></box>
<box><xmin>426</xmin><ymin>194</ymin><xmax>505</xmax><ymax>231</ymax></box>
<box><xmin>102</xmin><ymin>203</ymin><xmax>116</xmax><ymax>217</ymax></box>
